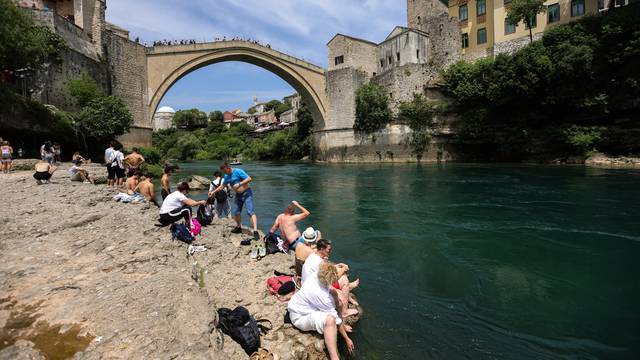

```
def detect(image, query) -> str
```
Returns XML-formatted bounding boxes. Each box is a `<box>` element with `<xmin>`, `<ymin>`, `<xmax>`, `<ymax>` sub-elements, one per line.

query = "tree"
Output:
<box><xmin>0</xmin><ymin>0</ymin><xmax>66</xmax><ymax>72</ymax></box>
<box><xmin>65</xmin><ymin>71</ymin><xmax>104</xmax><ymax>107</ymax></box>
<box><xmin>506</xmin><ymin>0</ymin><xmax>546</xmax><ymax>42</ymax></box>
<box><xmin>76</xmin><ymin>96</ymin><xmax>133</xmax><ymax>140</ymax></box>
<box><xmin>209</xmin><ymin>110</ymin><xmax>223</xmax><ymax>123</ymax></box>
<box><xmin>173</xmin><ymin>108</ymin><xmax>208</xmax><ymax>130</ymax></box>
<box><xmin>295</xmin><ymin>102</ymin><xmax>314</xmax><ymax>142</ymax></box>
<box><xmin>398</xmin><ymin>93</ymin><xmax>437</xmax><ymax>131</ymax></box>
<box><xmin>354</xmin><ymin>83</ymin><xmax>391</xmax><ymax>133</ymax></box>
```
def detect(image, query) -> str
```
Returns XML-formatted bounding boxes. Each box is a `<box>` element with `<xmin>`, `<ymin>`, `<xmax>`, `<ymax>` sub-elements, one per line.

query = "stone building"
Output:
<box><xmin>152</xmin><ymin>106</ymin><xmax>175</xmax><ymax>131</ymax></box>
<box><xmin>16</xmin><ymin>0</ymin><xmax>152</xmax><ymax>147</ymax></box>
<box><xmin>447</xmin><ymin>0</ymin><xmax>611</xmax><ymax>59</ymax></box>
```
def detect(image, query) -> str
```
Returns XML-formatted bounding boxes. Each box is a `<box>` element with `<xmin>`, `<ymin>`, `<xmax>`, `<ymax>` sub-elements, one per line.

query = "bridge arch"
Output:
<box><xmin>146</xmin><ymin>41</ymin><xmax>327</xmax><ymax>129</ymax></box>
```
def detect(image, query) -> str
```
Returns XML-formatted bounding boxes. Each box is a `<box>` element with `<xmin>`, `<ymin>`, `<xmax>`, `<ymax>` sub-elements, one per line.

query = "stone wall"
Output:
<box><xmin>377</xmin><ymin>30</ymin><xmax>430</xmax><ymax>74</ymax></box>
<box><xmin>103</xmin><ymin>31</ymin><xmax>152</xmax><ymax>147</ymax></box>
<box><xmin>372</xmin><ymin>63</ymin><xmax>439</xmax><ymax>113</ymax></box>
<box><xmin>493</xmin><ymin>33</ymin><xmax>543</xmax><ymax>56</ymax></box>
<box><xmin>31</xmin><ymin>10</ymin><xmax>98</xmax><ymax>60</ymax></box>
<box><xmin>314</xmin><ymin>125</ymin><xmax>458</xmax><ymax>163</ymax></box>
<box><xmin>327</xmin><ymin>35</ymin><xmax>378</xmax><ymax>76</ymax></box>
<box><xmin>324</xmin><ymin>67</ymin><xmax>370</xmax><ymax>131</ymax></box>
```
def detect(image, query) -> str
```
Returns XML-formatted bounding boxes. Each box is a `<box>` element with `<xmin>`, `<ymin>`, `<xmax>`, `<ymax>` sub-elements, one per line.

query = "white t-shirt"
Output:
<box><xmin>159</xmin><ymin>191</ymin><xmax>188</xmax><ymax>214</ymax></box>
<box><xmin>287</xmin><ymin>274</ymin><xmax>342</xmax><ymax>325</ymax></box>
<box><xmin>104</xmin><ymin>147</ymin><xmax>115</xmax><ymax>164</ymax></box>
<box><xmin>111</xmin><ymin>151</ymin><xmax>124</xmax><ymax>169</ymax></box>
<box><xmin>209</xmin><ymin>177</ymin><xmax>222</xmax><ymax>192</ymax></box>
<box><xmin>301</xmin><ymin>253</ymin><xmax>323</xmax><ymax>284</ymax></box>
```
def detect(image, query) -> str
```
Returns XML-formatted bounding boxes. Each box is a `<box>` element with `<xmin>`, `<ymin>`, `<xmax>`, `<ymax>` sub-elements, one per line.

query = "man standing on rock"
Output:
<box><xmin>124</xmin><ymin>147</ymin><xmax>145</xmax><ymax>177</ymax></box>
<box><xmin>212</xmin><ymin>162</ymin><xmax>259</xmax><ymax>239</ymax></box>
<box><xmin>104</xmin><ymin>141</ymin><xmax>116</xmax><ymax>187</ymax></box>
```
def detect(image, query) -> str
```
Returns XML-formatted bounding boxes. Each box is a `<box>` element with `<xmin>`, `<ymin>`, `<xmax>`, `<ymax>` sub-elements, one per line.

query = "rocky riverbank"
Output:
<box><xmin>0</xmin><ymin>165</ymin><xmax>354</xmax><ymax>359</ymax></box>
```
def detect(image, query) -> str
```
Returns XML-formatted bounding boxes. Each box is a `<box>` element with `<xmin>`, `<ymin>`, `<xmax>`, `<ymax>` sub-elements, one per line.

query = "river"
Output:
<box><xmin>164</xmin><ymin>161</ymin><xmax>640</xmax><ymax>359</ymax></box>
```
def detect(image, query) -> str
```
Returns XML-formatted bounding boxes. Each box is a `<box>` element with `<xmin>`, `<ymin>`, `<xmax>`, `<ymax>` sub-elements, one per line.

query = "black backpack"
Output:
<box><xmin>217</xmin><ymin>306</ymin><xmax>271</xmax><ymax>355</ymax></box>
<box><xmin>211</xmin><ymin>181</ymin><xmax>228</xmax><ymax>203</ymax></box>
<box><xmin>197</xmin><ymin>204</ymin><xmax>213</xmax><ymax>226</ymax></box>
<box><xmin>264</xmin><ymin>233</ymin><xmax>283</xmax><ymax>255</ymax></box>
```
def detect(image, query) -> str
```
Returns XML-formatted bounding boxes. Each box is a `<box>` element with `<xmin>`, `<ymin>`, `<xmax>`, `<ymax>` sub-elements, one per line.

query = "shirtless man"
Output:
<box><xmin>269</xmin><ymin>200</ymin><xmax>310</xmax><ymax>250</ymax></box>
<box><xmin>161</xmin><ymin>166</ymin><xmax>172</xmax><ymax>200</ymax></box>
<box><xmin>137</xmin><ymin>173</ymin><xmax>158</xmax><ymax>206</ymax></box>
<box><xmin>125</xmin><ymin>172</ymin><xmax>140</xmax><ymax>195</ymax></box>
<box><xmin>124</xmin><ymin>148</ymin><xmax>145</xmax><ymax>177</ymax></box>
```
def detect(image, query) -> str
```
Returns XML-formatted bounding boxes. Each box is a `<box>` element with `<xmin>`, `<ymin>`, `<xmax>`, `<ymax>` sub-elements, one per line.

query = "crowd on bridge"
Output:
<box><xmin>151</xmin><ymin>36</ymin><xmax>271</xmax><ymax>49</ymax></box>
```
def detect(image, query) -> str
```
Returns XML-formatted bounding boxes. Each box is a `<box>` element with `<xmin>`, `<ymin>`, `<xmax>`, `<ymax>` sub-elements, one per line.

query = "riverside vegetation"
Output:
<box><xmin>354</xmin><ymin>4</ymin><xmax>640</xmax><ymax>161</ymax></box>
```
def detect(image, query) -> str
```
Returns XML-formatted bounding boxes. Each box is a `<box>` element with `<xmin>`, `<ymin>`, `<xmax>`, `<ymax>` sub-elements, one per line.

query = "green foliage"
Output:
<box><xmin>506</xmin><ymin>0</ymin><xmax>547</xmax><ymax>41</ymax></box>
<box><xmin>76</xmin><ymin>96</ymin><xmax>133</xmax><ymax>140</ymax></box>
<box><xmin>173</xmin><ymin>108</ymin><xmax>208</xmax><ymax>130</ymax></box>
<box><xmin>144</xmin><ymin>163</ymin><xmax>164</xmax><ymax>178</ymax></box>
<box><xmin>0</xmin><ymin>0</ymin><xmax>66</xmax><ymax>72</ymax></box>
<box><xmin>263</xmin><ymin>100</ymin><xmax>293</xmax><ymax>118</ymax></box>
<box><xmin>441</xmin><ymin>4</ymin><xmax>640</xmax><ymax>159</ymax></box>
<box><xmin>564</xmin><ymin>126</ymin><xmax>602</xmax><ymax>156</ymax></box>
<box><xmin>208</xmin><ymin>110</ymin><xmax>223</xmax><ymax>123</ymax></box>
<box><xmin>139</xmin><ymin>147</ymin><xmax>161</xmax><ymax>164</ymax></box>
<box><xmin>354</xmin><ymin>83</ymin><xmax>391</xmax><ymax>133</ymax></box>
<box><xmin>295</xmin><ymin>102</ymin><xmax>314</xmax><ymax>142</ymax></box>
<box><xmin>398</xmin><ymin>93</ymin><xmax>437</xmax><ymax>131</ymax></box>
<box><xmin>65</xmin><ymin>72</ymin><xmax>104</xmax><ymax>107</ymax></box>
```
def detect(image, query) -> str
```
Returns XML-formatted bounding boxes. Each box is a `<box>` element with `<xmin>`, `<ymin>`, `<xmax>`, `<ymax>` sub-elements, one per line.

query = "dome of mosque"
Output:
<box><xmin>156</xmin><ymin>106</ymin><xmax>176</xmax><ymax>113</ymax></box>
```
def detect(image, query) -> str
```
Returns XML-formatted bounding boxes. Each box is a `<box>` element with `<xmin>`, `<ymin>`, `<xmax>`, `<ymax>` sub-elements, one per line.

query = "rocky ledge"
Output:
<box><xmin>0</xmin><ymin>167</ymin><xmax>360</xmax><ymax>359</ymax></box>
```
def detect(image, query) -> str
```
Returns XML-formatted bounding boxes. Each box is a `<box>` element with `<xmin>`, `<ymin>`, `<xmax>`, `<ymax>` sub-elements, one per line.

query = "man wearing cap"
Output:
<box><xmin>269</xmin><ymin>200</ymin><xmax>311</xmax><ymax>250</ymax></box>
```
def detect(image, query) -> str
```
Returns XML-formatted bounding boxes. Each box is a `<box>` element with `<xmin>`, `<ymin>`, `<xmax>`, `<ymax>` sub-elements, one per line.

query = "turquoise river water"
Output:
<box><xmin>163</xmin><ymin>162</ymin><xmax>640</xmax><ymax>360</ymax></box>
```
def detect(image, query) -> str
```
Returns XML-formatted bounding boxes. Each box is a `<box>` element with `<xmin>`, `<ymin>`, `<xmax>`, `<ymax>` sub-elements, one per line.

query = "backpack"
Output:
<box><xmin>170</xmin><ymin>223</ymin><xmax>194</xmax><ymax>243</ymax></box>
<box><xmin>263</xmin><ymin>233</ymin><xmax>285</xmax><ymax>255</ymax></box>
<box><xmin>266</xmin><ymin>275</ymin><xmax>296</xmax><ymax>300</ymax></box>
<box><xmin>190</xmin><ymin>218</ymin><xmax>202</xmax><ymax>237</ymax></box>
<box><xmin>217</xmin><ymin>307</ymin><xmax>271</xmax><ymax>355</ymax></box>
<box><xmin>197</xmin><ymin>204</ymin><xmax>213</xmax><ymax>226</ymax></box>
<box><xmin>215</xmin><ymin>189</ymin><xmax>228</xmax><ymax>203</ymax></box>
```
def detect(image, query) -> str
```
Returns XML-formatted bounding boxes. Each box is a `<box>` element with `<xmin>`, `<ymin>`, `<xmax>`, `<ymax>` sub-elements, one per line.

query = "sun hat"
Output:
<box><xmin>302</xmin><ymin>227</ymin><xmax>320</xmax><ymax>244</ymax></box>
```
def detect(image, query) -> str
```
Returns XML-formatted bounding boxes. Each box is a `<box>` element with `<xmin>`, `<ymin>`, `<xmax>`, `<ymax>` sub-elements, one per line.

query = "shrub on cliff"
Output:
<box><xmin>0</xmin><ymin>0</ymin><xmax>66</xmax><ymax>72</ymax></box>
<box><xmin>354</xmin><ymin>83</ymin><xmax>391</xmax><ymax>134</ymax></box>
<box><xmin>65</xmin><ymin>72</ymin><xmax>104</xmax><ymax>107</ymax></box>
<box><xmin>76</xmin><ymin>96</ymin><xmax>133</xmax><ymax>143</ymax></box>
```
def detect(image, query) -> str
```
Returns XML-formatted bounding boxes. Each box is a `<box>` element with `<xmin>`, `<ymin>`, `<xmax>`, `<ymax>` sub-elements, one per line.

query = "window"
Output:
<box><xmin>571</xmin><ymin>0</ymin><xmax>585</xmax><ymax>16</ymax></box>
<box><xmin>388</xmin><ymin>56</ymin><xmax>392</xmax><ymax>64</ymax></box>
<box><xmin>416</xmin><ymin>49</ymin><xmax>420</xmax><ymax>59</ymax></box>
<box><xmin>459</xmin><ymin>4</ymin><xmax>468</xmax><ymax>20</ymax></box>
<box><xmin>380</xmin><ymin>59</ymin><xmax>385</xmax><ymax>67</ymax></box>
<box><xmin>334</xmin><ymin>55</ymin><xmax>344</xmax><ymax>66</ymax></box>
<box><xmin>417</xmin><ymin>16</ymin><xmax>421</xmax><ymax>25</ymax></box>
<box><xmin>461</xmin><ymin>33</ymin><xmax>469</xmax><ymax>48</ymax></box>
<box><xmin>548</xmin><ymin>3</ymin><xmax>560</xmax><ymax>23</ymax></box>
<box><xmin>396</xmin><ymin>52</ymin><xmax>400</xmax><ymax>62</ymax></box>
<box><xmin>525</xmin><ymin>14</ymin><xmax>537</xmax><ymax>29</ymax></box>
<box><xmin>477</xmin><ymin>0</ymin><xmax>486</xmax><ymax>15</ymax></box>
<box><xmin>505</xmin><ymin>19</ymin><xmax>516</xmax><ymax>34</ymax></box>
<box><xmin>477</xmin><ymin>28</ymin><xmax>487</xmax><ymax>44</ymax></box>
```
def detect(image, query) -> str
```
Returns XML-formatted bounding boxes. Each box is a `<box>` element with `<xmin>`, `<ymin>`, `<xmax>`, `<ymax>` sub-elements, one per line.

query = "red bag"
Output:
<box><xmin>266</xmin><ymin>275</ymin><xmax>296</xmax><ymax>301</ymax></box>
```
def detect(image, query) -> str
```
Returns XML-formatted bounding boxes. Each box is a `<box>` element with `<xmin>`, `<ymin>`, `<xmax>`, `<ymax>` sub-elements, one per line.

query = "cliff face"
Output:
<box><xmin>0</xmin><ymin>165</ymin><xmax>344</xmax><ymax>359</ymax></box>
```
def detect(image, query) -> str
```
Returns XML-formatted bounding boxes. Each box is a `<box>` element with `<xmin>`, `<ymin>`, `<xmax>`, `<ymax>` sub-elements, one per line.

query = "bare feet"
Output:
<box><xmin>349</xmin><ymin>278</ymin><xmax>360</xmax><ymax>290</ymax></box>
<box><xmin>342</xmin><ymin>308</ymin><xmax>359</xmax><ymax>318</ymax></box>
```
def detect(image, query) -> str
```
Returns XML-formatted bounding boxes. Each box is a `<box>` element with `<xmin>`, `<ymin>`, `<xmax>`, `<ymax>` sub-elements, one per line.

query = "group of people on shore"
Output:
<box><xmin>156</xmin><ymin>161</ymin><xmax>358</xmax><ymax>359</ymax></box>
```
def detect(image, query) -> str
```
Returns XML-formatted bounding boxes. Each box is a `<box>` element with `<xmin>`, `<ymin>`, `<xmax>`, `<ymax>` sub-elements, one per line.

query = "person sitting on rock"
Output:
<box><xmin>126</xmin><ymin>171</ymin><xmax>140</xmax><ymax>195</ymax></box>
<box><xmin>69</xmin><ymin>161</ymin><xmax>95</xmax><ymax>184</ymax></box>
<box><xmin>159</xmin><ymin>182</ymin><xmax>206</xmax><ymax>229</ymax></box>
<box><xmin>287</xmin><ymin>261</ymin><xmax>355</xmax><ymax>359</ymax></box>
<box><xmin>71</xmin><ymin>152</ymin><xmax>87</xmax><ymax>165</ymax></box>
<box><xmin>33</xmin><ymin>160</ymin><xmax>57</xmax><ymax>184</ymax></box>
<box><xmin>269</xmin><ymin>200</ymin><xmax>310</xmax><ymax>251</ymax></box>
<box><xmin>295</xmin><ymin>227</ymin><xmax>321</xmax><ymax>276</ymax></box>
<box><xmin>137</xmin><ymin>173</ymin><xmax>159</xmax><ymax>207</ymax></box>
<box><xmin>301</xmin><ymin>238</ymin><xmax>360</xmax><ymax>319</ymax></box>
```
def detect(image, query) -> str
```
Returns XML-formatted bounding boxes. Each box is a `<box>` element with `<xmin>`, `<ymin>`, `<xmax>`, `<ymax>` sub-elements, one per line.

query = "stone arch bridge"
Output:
<box><xmin>146</xmin><ymin>40</ymin><xmax>327</xmax><ymax>129</ymax></box>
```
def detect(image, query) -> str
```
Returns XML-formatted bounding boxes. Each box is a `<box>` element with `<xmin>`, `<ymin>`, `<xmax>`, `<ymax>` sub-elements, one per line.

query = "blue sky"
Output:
<box><xmin>106</xmin><ymin>0</ymin><xmax>405</xmax><ymax>113</ymax></box>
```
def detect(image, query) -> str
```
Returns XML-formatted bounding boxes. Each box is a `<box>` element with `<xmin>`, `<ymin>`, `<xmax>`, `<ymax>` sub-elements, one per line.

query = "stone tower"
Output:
<box><xmin>92</xmin><ymin>0</ymin><xmax>106</xmax><ymax>58</ymax></box>
<box><xmin>406</xmin><ymin>0</ymin><xmax>460</xmax><ymax>68</ymax></box>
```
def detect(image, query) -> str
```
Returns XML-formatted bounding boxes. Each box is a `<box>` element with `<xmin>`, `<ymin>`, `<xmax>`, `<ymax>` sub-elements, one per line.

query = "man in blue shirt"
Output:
<box><xmin>212</xmin><ymin>162</ymin><xmax>259</xmax><ymax>239</ymax></box>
